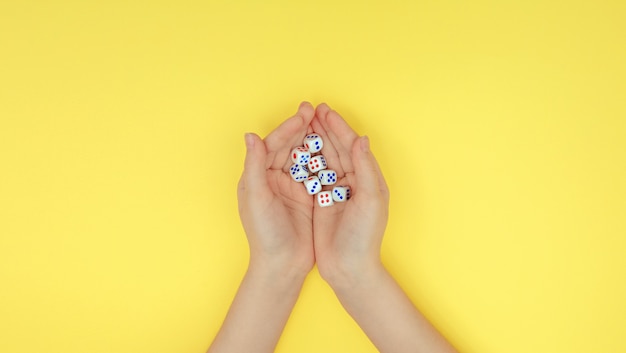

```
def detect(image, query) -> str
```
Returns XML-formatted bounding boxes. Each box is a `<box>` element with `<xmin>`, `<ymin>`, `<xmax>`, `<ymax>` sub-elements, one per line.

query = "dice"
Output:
<box><xmin>317</xmin><ymin>191</ymin><xmax>334</xmax><ymax>207</ymax></box>
<box><xmin>289</xmin><ymin>164</ymin><xmax>309</xmax><ymax>182</ymax></box>
<box><xmin>308</xmin><ymin>155</ymin><xmax>327</xmax><ymax>173</ymax></box>
<box><xmin>291</xmin><ymin>147</ymin><xmax>311</xmax><ymax>165</ymax></box>
<box><xmin>332</xmin><ymin>186</ymin><xmax>351</xmax><ymax>202</ymax></box>
<box><xmin>303</xmin><ymin>133</ymin><xmax>323</xmax><ymax>153</ymax></box>
<box><xmin>284</xmin><ymin>131</ymin><xmax>351</xmax><ymax>207</ymax></box>
<box><xmin>318</xmin><ymin>169</ymin><xmax>337</xmax><ymax>185</ymax></box>
<box><xmin>304</xmin><ymin>176</ymin><xmax>322</xmax><ymax>195</ymax></box>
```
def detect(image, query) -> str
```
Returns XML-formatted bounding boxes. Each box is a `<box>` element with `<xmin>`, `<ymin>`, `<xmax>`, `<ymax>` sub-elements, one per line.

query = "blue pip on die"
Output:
<box><xmin>304</xmin><ymin>176</ymin><xmax>322</xmax><ymax>195</ymax></box>
<box><xmin>289</xmin><ymin>164</ymin><xmax>309</xmax><ymax>182</ymax></box>
<box><xmin>291</xmin><ymin>146</ymin><xmax>311</xmax><ymax>165</ymax></box>
<box><xmin>332</xmin><ymin>186</ymin><xmax>351</xmax><ymax>202</ymax></box>
<box><xmin>318</xmin><ymin>169</ymin><xmax>337</xmax><ymax>185</ymax></box>
<box><xmin>303</xmin><ymin>133</ymin><xmax>323</xmax><ymax>153</ymax></box>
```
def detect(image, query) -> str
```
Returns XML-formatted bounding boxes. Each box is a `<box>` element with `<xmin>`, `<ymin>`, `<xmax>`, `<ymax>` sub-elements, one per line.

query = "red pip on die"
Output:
<box><xmin>308</xmin><ymin>155</ymin><xmax>327</xmax><ymax>173</ymax></box>
<box><xmin>317</xmin><ymin>191</ymin><xmax>334</xmax><ymax>207</ymax></box>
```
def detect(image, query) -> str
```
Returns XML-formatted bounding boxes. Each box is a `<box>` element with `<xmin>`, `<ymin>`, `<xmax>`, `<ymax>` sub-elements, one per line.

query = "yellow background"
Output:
<box><xmin>1</xmin><ymin>1</ymin><xmax>625</xmax><ymax>352</ymax></box>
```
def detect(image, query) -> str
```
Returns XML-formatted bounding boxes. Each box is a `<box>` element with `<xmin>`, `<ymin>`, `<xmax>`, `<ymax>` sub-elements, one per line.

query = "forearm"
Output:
<box><xmin>330</xmin><ymin>264</ymin><xmax>457</xmax><ymax>353</ymax></box>
<box><xmin>207</xmin><ymin>264</ymin><xmax>307</xmax><ymax>353</ymax></box>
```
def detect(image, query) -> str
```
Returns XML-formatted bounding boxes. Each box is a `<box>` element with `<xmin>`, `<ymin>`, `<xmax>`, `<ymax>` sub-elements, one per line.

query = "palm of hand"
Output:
<box><xmin>261</xmin><ymin>169</ymin><xmax>314</xmax><ymax>270</ymax></box>
<box><xmin>310</xmin><ymin>105</ymin><xmax>389</xmax><ymax>280</ymax></box>
<box><xmin>312</xmin><ymin>172</ymin><xmax>362</xmax><ymax>275</ymax></box>
<box><xmin>238</xmin><ymin>103</ymin><xmax>316</xmax><ymax>273</ymax></box>
<box><xmin>239</xmin><ymin>102</ymin><xmax>388</xmax><ymax>278</ymax></box>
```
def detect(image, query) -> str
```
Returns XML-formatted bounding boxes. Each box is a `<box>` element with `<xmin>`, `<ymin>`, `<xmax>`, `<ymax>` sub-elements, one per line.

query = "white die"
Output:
<box><xmin>317</xmin><ymin>191</ymin><xmax>334</xmax><ymax>207</ymax></box>
<box><xmin>303</xmin><ymin>176</ymin><xmax>322</xmax><ymax>195</ymax></box>
<box><xmin>332</xmin><ymin>186</ymin><xmax>351</xmax><ymax>202</ymax></box>
<box><xmin>308</xmin><ymin>155</ymin><xmax>327</xmax><ymax>173</ymax></box>
<box><xmin>289</xmin><ymin>164</ymin><xmax>309</xmax><ymax>182</ymax></box>
<box><xmin>291</xmin><ymin>147</ymin><xmax>311</xmax><ymax>165</ymax></box>
<box><xmin>318</xmin><ymin>169</ymin><xmax>337</xmax><ymax>185</ymax></box>
<box><xmin>303</xmin><ymin>133</ymin><xmax>323</xmax><ymax>153</ymax></box>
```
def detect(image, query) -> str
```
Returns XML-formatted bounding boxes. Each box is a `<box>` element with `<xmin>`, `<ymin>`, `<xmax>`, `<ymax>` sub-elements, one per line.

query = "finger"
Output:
<box><xmin>309</xmin><ymin>116</ymin><xmax>344</xmax><ymax>177</ymax></box>
<box><xmin>265</xmin><ymin>101</ymin><xmax>315</xmax><ymax>170</ymax></box>
<box><xmin>352</xmin><ymin>136</ymin><xmax>386</xmax><ymax>199</ymax></box>
<box><xmin>316</xmin><ymin>103</ymin><xmax>358</xmax><ymax>174</ymax></box>
<box><xmin>280</xmin><ymin>122</ymin><xmax>318</xmax><ymax>173</ymax></box>
<box><xmin>282</xmin><ymin>113</ymin><xmax>318</xmax><ymax>170</ymax></box>
<box><xmin>281</xmin><ymin>119</ymin><xmax>318</xmax><ymax>172</ymax></box>
<box><xmin>372</xmin><ymin>150</ymin><xmax>390</xmax><ymax>201</ymax></box>
<box><xmin>242</xmin><ymin>133</ymin><xmax>271</xmax><ymax>196</ymax></box>
<box><xmin>316</xmin><ymin>103</ymin><xmax>360</xmax><ymax>149</ymax></box>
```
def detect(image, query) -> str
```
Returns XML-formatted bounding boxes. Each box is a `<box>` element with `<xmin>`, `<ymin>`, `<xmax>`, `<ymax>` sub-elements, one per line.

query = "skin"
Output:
<box><xmin>208</xmin><ymin>102</ymin><xmax>458</xmax><ymax>353</ymax></box>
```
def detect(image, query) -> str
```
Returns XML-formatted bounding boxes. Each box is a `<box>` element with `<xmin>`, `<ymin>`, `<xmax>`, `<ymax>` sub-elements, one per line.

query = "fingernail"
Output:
<box><xmin>244</xmin><ymin>133</ymin><xmax>254</xmax><ymax>149</ymax></box>
<box><xmin>299</xmin><ymin>101</ymin><xmax>310</xmax><ymax>109</ymax></box>
<box><xmin>361</xmin><ymin>136</ymin><xmax>370</xmax><ymax>152</ymax></box>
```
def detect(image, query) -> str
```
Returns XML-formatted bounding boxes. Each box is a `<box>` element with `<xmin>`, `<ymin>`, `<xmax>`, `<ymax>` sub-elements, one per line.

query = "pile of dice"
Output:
<box><xmin>289</xmin><ymin>133</ymin><xmax>351</xmax><ymax>207</ymax></box>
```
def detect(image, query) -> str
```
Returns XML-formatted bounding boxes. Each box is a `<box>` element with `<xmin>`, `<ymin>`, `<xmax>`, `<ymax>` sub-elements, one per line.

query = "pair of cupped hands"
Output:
<box><xmin>237</xmin><ymin>102</ymin><xmax>390</xmax><ymax>286</ymax></box>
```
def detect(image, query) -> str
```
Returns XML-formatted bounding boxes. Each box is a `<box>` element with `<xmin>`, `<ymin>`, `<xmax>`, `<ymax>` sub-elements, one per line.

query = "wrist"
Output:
<box><xmin>323</xmin><ymin>259</ymin><xmax>388</xmax><ymax>293</ymax></box>
<box><xmin>247</xmin><ymin>257</ymin><xmax>310</xmax><ymax>288</ymax></box>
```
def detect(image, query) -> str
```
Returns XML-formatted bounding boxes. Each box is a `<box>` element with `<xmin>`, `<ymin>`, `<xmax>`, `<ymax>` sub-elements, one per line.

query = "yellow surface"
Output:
<box><xmin>1</xmin><ymin>1</ymin><xmax>625</xmax><ymax>352</ymax></box>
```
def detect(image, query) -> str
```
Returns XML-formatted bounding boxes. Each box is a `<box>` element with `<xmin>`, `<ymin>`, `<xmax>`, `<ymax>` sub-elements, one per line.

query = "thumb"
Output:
<box><xmin>352</xmin><ymin>136</ymin><xmax>386</xmax><ymax>198</ymax></box>
<box><xmin>242</xmin><ymin>133</ymin><xmax>269</xmax><ymax>194</ymax></box>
